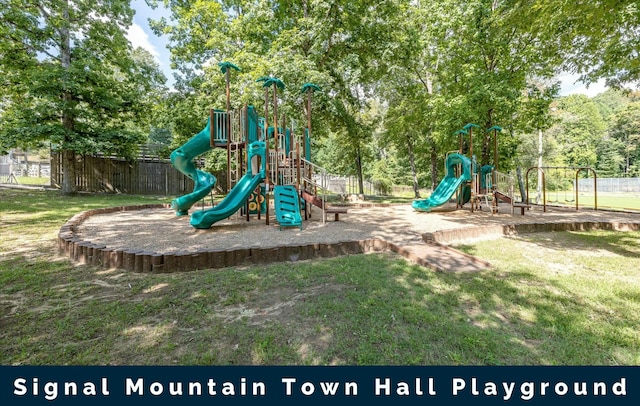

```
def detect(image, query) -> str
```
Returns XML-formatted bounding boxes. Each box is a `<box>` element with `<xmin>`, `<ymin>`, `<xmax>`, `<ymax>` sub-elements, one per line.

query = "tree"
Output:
<box><xmin>546</xmin><ymin>95</ymin><xmax>606</xmax><ymax>168</ymax></box>
<box><xmin>380</xmin><ymin>0</ymin><xmax>562</xmax><ymax>195</ymax></box>
<box><xmin>382</xmin><ymin>82</ymin><xmax>431</xmax><ymax>197</ymax></box>
<box><xmin>0</xmin><ymin>0</ymin><xmax>165</xmax><ymax>194</ymax></box>
<box><xmin>609</xmin><ymin>102</ymin><xmax>640</xmax><ymax>176</ymax></box>
<box><xmin>438</xmin><ymin>1</ymin><xmax>562</xmax><ymax>166</ymax></box>
<box><xmin>380</xmin><ymin>0</ymin><xmax>449</xmax><ymax>193</ymax></box>
<box><xmin>593</xmin><ymin>89</ymin><xmax>631</xmax><ymax>122</ymax></box>
<box><xmin>513</xmin><ymin>0</ymin><xmax>640</xmax><ymax>87</ymax></box>
<box><xmin>592</xmin><ymin>89</ymin><xmax>633</xmax><ymax>177</ymax></box>
<box><xmin>150</xmin><ymin>0</ymin><xmax>401</xmax><ymax>195</ymax></box>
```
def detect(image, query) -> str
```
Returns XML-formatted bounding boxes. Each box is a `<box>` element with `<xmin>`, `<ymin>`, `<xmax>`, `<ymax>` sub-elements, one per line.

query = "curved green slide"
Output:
<box><xmin>190</xmin><ymin>141</ymin><xmax>267</xmax><ymax>229</ymax></box>
<box><xmin>190</xmin><ymin>171</ymin><xmax>265</xmax><ymax>229</ymax></box>
<box><xmin>412</xmin><ymin>153</ymin><xmax>472</xmax><ymax>212</ymax></box>
<box><xmin>170</xmin><ymin>118</ymin><xmax>217</xmax><ymax>216</ymax></box>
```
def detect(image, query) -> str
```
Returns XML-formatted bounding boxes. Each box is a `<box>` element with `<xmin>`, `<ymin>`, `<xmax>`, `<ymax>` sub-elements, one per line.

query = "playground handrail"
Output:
<box><xmin>493</xmin><ymin>170</ymin><xmax>514</xmax><ymax>197</ymax></box>
<box><xmin>300</xmin><ymin>157</ymin><xmax>328</xmax><ymax>223</ymax></box>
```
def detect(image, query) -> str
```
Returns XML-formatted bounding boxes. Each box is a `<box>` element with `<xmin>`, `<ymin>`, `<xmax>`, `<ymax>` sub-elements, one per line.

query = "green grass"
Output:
<box><xmin>454</xmin><ymin>232</ymin><xmax>640</xmax><ymax>364</ymax></box>
<box><xmin>1</xmin><ymin>188</ymin><xmax>639</xmax><ymax>365</ymax></box>
<box><xmin>542</xmin><ymin>192</ymin><xmax>640</xmax><ymax>211</ymax></box>
<box><xmin>2</xmin><ymin>176</ymin><xmax>51</xmax><ymax>186</ymax></box>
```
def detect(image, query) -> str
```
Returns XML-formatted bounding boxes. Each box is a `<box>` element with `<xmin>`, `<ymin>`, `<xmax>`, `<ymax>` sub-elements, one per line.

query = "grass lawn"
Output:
<box><xmin>4</xmin><ymin>176</ymin><xmax>51</xmax><ymax>186</ymax></box>
<box><xmin>1</xmin><ymin>188</ymin><xmax>639</xmax><ymax>365</ymax></box>
<box><xmin>542</xmin><ymin>192</ymin><xmax>640</xmax><ymax>211</ymax></box>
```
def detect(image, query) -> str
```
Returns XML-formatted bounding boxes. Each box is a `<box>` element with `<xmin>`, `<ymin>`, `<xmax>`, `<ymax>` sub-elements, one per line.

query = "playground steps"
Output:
<box><xmin>300</xmin><ymin>190</ymin><xmax>348</xmax><ymax>221</ymax></box>
<box><xmin>273</xmin><ymin>185</ymin><xmax>303</xmax><ymax>230</ymax></box>
<box><xmin>390</xmin><ymin>242</ymin><xmax>492</xmax><ymax>272</ymax></box>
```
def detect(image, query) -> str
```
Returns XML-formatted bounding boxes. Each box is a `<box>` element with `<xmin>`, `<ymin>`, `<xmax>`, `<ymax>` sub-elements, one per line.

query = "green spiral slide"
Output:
<box><xmin>169</xmin><ymin>118</ymin><xmax>218</xmax><ymax>216</ymax></box>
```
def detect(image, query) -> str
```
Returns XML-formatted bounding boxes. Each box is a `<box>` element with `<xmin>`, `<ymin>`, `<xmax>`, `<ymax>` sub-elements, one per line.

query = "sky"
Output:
<box><xmin>126</xmin><ymin>0</ymin><xmax>608</xmax><ymax>98</ymax></box>
<box><xmin>127</xmin><ymin>0</ymin><xmax>174</xmax><ymax>87</ymax></box>
<box><xmin>556</xmin><ymin>73</ymin><xmax>608</xmax><ymax>98</ymax></box>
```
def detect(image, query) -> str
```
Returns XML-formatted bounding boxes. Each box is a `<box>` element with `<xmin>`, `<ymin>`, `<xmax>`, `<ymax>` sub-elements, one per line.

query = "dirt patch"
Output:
<box><xmin>1</xmin><ymin>295</ymin><xmax>25</xmax><ymax>318</ymax></box>
<box><xmin>213</xmin><ymin>283</ymin><xmax>346</xmax><ymax>326</ymax></box>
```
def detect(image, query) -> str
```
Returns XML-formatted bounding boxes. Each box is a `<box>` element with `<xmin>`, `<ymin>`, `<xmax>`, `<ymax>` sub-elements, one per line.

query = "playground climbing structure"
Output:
<box><xmin>412</xmin><ymin>124</ymin><xmax>500</xmax><ymax>214</ymax></box>
<box><xmin>169</xmin><ymin>63</ymin><xmax>345</xmax><ymax>230</ymax></box>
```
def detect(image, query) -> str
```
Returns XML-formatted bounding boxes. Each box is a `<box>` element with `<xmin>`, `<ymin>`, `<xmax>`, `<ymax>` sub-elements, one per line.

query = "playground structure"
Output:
<box><xmin>523</xmin><ymin>166</ymin><xmax>598</xmax><ymax>211</ymax></box>
<box><xmin>54</xmin><ymin>101</ymin><xmax>628</xmax><ymax>275</ymax></box>
<box><xmin>412</xmin><ymin>123</ymin><xmax>600</xmax><ymax>215</ymax></box>
<box><xmin>169</xmin><ymin>62</ymin><xmax>346</xmax><ymax>230</ymax></box>
<box><xmin>491</xmin><ymin>166</ymin><xmax>599</xmax><ymax>215</ymax></box>
<box><xmin>412</xmin><ymin>123</ymin><xmax>498</xmax><ymax>213</ymax></box>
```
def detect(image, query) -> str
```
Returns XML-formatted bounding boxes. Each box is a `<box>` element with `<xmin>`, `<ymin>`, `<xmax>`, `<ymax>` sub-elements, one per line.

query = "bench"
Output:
<box><xmin>513</xmin><ymin>202</ymin><xmax>531</xmax><ymax>215</ymax></box>
<box><xmin>325</xmin><ymin>206</ymin><xmax>348</xmax><ymax>221</ymax></box>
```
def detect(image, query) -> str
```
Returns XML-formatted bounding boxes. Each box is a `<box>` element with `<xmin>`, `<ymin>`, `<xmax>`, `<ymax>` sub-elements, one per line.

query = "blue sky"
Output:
<box><xmin>127</xmin><ymin>0</ymin><xmax>607</xmax><ymax>97</ymax></box>
<box><xmin>127</xmin><ymin>0</ymin><xmax>174</xmax><ymax>87</ymax></box>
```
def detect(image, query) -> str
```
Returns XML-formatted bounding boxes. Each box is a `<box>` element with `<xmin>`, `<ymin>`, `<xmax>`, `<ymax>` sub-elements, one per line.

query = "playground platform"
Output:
<box><xmin>59</xmin><ymin>202</ymin><xmax>640</xmax><ymax>273</ymax></box>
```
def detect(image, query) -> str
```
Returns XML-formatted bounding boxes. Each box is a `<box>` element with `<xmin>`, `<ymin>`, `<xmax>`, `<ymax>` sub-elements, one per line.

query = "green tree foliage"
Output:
<box><xmin>151</xmin><ymin>0</ymin><xmax>640</xmax><ymax>188</ymax></box>
<box><xmin>609</xmin><ymin>102</ymin><xmax>640</xmax><ymax>176</ymax></box>
<box><xmin>380</xmin><ymin>0</ymin><xmax>562</xmax><ymax>195</ymax></box>
<box><xmin>0</xmin><ymin>0</ymin><xmax>166</xmax><ymax>194</ymax></box>
<box><xmin>149</xmin><ymin>0</ymin><xmax>401</xmax><ymax>194</ymax></box>
<box><xmin>593</xmin><ymin>89</ymin><xmax>632</xmax><ymax>122</ymax></box>
<box><xmin>546</xmin><ymin>95</ymin><xmax>607</xmax><ymax>168</ymax></box>
<box><xmin>513</xmin><ymin>0</ymin><xmax>640</xmax><ymax>87</ymax></box>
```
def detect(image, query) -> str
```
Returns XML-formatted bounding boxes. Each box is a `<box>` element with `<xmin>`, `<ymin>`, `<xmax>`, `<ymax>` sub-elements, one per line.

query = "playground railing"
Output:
<box><xmin>210</xmin><ymin>109</ymin><xmax>246</xmax><ymax>145</ymax></box>
<box><xmin>268</xmin><ymin>151</ymin><xmax>278</xmax><ymax>186</ymax></box>
<box><xmin>494</xmin><ymin>170</ymin><xmax>533</xmax><ymax>213</ymax></box>
<box><xmin>472</xmin><ymin>172</ymin><xmax>495</xmax><ymax>194</ymax></box>
<box><xmin>231</xmin><ymin>109</ymin><xmax>246</xmax><ymax>144</ymax></box>
<box><xmin>211</xmin><ymin>111</ymin><xmax>228</xmax><ymax>144</ymax></box>
<box><xmin>277</xmin><ymin>151</ymin><xmax>298</xmax><ymax>186</ymax></box>
<box><xmin>300</xmin><ymin>157</ymin><xmax>328</xmax><ymax>222</ymax></box>
<box><xmin>493</xmin><ymin>171</ymin><xmax>514</xmax><ymax>197</ymax></box>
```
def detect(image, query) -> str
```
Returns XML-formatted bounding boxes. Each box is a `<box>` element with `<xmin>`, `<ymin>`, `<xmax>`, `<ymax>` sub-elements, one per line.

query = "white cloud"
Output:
<box><xmin>558</xmin><ymin>72</ymin><xmax>607</xmax><ymax>98</ymax></box>
<box><xmin>126</xmin><ymin>23</ymin><xmax>161</xmax><ymax>63</ymax></box>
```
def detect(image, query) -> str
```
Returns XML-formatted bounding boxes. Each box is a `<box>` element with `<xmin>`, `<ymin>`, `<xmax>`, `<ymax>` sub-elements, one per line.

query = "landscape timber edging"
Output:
<box><xmin>58</xmin><ymin>205</ymin><xmax>640</xmax><ymax>274</ymax></box>
<box><xmin>422</xmin><ymin>221</ymin><xmax>640</xmax><ymax>245</ymax></box>
<box><xmin>57</xmin><ymin>204</ymin><xmax>393</xmax><ymax>273</ymax></box>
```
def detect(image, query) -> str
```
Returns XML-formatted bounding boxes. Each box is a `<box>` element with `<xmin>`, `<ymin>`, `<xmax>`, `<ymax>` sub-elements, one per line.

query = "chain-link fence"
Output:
<box><xmin>311</xmin><ymin>174</ymin><xmax>383</xmax><ymax>195</ymax></box>
<box><xmin>578</xmin><ymin>177</ymin><xmax>640</xmax><ymax>193</ymax></box>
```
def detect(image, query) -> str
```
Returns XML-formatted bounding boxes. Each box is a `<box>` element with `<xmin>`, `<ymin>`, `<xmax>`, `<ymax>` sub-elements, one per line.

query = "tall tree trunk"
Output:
<box><xmin>61</xmin><ymin>149</ymin><xmax>76</xmax><ymax>195</ymax></box>
<box><xmin>60</xmin><ymin>1</ymin><xmax>76</xmax><ymax>195</ymax></box>
<box><xmin>625</xmin><ymin>143</ymin><xmax>630</xmax><ymax>175</ymax></box>
<box><xmin>430</xmin><ymin>142</ymin><xmax>438</xmax><ymax>190</ymax></box>
<box><xmin>355</xmin><ymin>145</ymin><xmax>364</xmax><ymax>196</ymax></box>
<box><xmin>406</xmin><ymin>134</ymin><xmax>420</xmax><ymax>198</ymax></box>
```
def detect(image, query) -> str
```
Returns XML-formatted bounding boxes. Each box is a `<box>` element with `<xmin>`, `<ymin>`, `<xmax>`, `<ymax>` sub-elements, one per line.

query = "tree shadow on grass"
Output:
<box><xmin>455</xmin><ymin>230</ymin><xmax>640</xmax><ymax>260</ymax></box>
<box><xmin>1</xmin><ymin>244</ymin><xmax>639</xmax><ymax>365</ymax></box>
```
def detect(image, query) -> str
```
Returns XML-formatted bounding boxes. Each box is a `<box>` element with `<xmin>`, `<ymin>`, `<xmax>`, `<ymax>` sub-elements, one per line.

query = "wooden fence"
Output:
<box><xmin>50</xmin><ymin>152</ymin><xmax>194</xmax><ymax>195</ymax></box>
